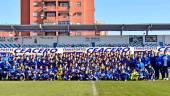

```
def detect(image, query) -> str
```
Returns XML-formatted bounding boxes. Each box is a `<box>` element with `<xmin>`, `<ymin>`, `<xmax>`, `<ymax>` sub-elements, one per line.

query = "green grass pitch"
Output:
<box><xmin>0</xmin><ymin>80</ymin><xmax>170</xmax><ymax>96</ymax></box>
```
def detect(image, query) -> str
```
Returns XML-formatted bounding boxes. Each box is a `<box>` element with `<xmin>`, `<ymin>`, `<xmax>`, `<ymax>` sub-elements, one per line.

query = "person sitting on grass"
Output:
<box><xmin>143</xmin><ymin>68</ymin><xmax>149</xmax><ymax>80</ymax></box>
<box><xmin>148</xmin><ymin>64</ymin><xmax>155</xmax><ymax>81</ymax></box>
<box><xmin>139</xmin><ymin>69</ymin><xmax>145</xmax><ymax>80</ymax></box>
<box><xmin>131</xmin><ymin>69</ymin><xmax>139</xmax><ymax>80</ymax></box>
<box><xmin>126</xmin><ymin>66</ymin><xmax>132</xmax><ymax>80</ymax></box>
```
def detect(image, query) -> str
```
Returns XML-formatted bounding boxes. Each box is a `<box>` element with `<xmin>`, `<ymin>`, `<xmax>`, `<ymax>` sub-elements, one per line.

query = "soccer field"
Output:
<box><xmin>0</xmin><ymin>81</ymin><xmax>170</xmax><ymax>96</ymax></box>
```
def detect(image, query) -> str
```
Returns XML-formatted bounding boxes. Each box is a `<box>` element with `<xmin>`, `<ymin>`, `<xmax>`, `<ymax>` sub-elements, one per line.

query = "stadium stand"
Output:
<box><xmin>0</xmin><ymin>34</ymin><xmax>169</xmax><ymax>81</ymax></box>
<box><xmin>0</xmin><ymin>35</ymin><xmax>170</xmax><ymax>48</ymax></box>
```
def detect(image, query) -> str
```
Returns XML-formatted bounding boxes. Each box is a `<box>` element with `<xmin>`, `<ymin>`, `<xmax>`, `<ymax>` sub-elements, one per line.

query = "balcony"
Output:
<box><xmin>57</xmin><ymin>6</ymin><xmax>69</xmax><ymax>11</ymax></box>
<box><xmin>43</xmin><ymin>20</ymin><xmax>56</xmax><ymax>24</ymax></box>
<box><xmin>43</xmin><ymin>17</ymin><xmax>56</xmax><ymax>24</ymax></box>
<box><xmin>57</xmin><ymin>16</ymin><xmax>70</xmax><ymax>21</ymax></box>
<box><xmin>58</xmin><ymin>0</ymin><xmax>70</xmax><ymax>1</ymax></box>
<box><xmin>43</xmin><ymin>6</ymin><xmax>56</xmax><ymax>11</ymax></box>
<box><xmin>43</xmin><ymin>0</ymin><xmax>56</xmax><ymax>1</ymax></box>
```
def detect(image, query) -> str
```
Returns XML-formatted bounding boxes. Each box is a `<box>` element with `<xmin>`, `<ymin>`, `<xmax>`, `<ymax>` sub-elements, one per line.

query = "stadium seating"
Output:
<box><xmin>0</xmin><ymin>36</ymin><xmax>170</xmax><ymax>48</ymax></box>
<box><xmin>0</xmin><ymin>44</ymin><xmax>21</xmax><ymax>48</ymax></box>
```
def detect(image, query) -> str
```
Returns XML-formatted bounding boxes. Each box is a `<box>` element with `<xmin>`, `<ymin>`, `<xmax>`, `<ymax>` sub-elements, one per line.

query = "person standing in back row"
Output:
<box><xmin>162</xmin><ymin>52</ymin><xmax>169</xmax><ymax>80</ymax></box>
<box><xmin>155</xmin><ymin>52</ymin><xmax>163</xmax><ymax>79</ymax></box>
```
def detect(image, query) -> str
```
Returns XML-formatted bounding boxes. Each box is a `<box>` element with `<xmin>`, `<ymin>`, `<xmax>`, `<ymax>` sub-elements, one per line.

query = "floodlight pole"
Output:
<box><xmin>39</xmin><ymin>24</ymin><xmax>42</xmax><ymax>29</ymax></box>
<box><xmin>146</xmin><ymin>24</ymin><xmax>152</xmax><ymax>35</ymax></box>
<box><xmin>120</xmin><ymin>25</ymin><xmax>124</xmax><ymax>37</ymax></box>
<box><xmin>11</xmin><ymin>25</ymin><xmax>16</xmax><ymax>36</ymax></box>
<box><xmin>67</xmin><ymin>25</ymin><xmax>70</xmax><ymax>34</ymax></box>
<box><xmin>95</xmin><ymin>25</ymin><xmax>98</xmax><ymax>35</ymax></box>
<box><xmin>39</xmin><ymin>24</ymin><xmax>43</xmax><ymax>35</ymax></box>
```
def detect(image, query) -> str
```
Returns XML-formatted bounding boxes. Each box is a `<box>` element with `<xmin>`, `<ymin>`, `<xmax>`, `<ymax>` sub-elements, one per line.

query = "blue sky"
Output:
<box><xmin>0</xmin><ymin>0</ymin><xmax>170</xmax><ymax>24</ymax></box>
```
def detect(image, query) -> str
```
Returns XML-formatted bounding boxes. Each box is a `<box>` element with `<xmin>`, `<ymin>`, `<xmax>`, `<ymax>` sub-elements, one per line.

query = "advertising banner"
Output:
<box><xmin>63</xmin><ymin>48</ymin><xmax>86</xmax><ymax>53</ymax></box>
<box><xmin>134</xmin><ymin>47</ymin><xmax>157</xmax><ymax>52</ymax></box>
<box><xmin>86</xmin><ymin>47</ymin><xmax>133</xmax><ymax>53</ymax></box>
<box><xmin>13</xmin><ymin>48</ymin><xmax>63</xmax><ymax>54</ymax></box>
<box><xmin>1</xmin><ymin>47</ymin><xmax>170</xmax><ymax>55</ymax></box>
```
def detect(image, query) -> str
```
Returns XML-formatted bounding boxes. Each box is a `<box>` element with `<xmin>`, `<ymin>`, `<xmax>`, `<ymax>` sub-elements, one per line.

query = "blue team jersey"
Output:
<box><xmin>0</xmin><ymin>61</ymin><xmax>5</xmax><ymax>69</ymax></box>
<box><xmin>7</xmin><ymin>56</ymin><xmax>13</xmax><ymax>64</ymax></box>
<box><xmin>156</xmin><ymin>56</ymin><xmax>163</xmax><ymax>67</ymax></box>
<box><xmin>137</xmin><ymin>62</ymin><xmax>144</xmax><ymax>71</ymax></box>
<box><xmin>131</xmin><ymin>58</ymin><xmax>138</xmax><ymax>68</ymax></box>
<box><xmin>3</xmin><ymin>63</ymin><xmax>11</xmax><ymax>71</ymax></box>
<box><xmin>141</xmin><ymin>57</ymin><xmax>150</xmax><ymax>66</ymax></box>
<box><xmin>168</xmin><ymin>55</ymin><xmax>170</xmax><ymax>67</ymax></box>
<box><xmin>10</xmin><ymin>67</ymin><xmax>17</xmax><ymax>74</ymax></box>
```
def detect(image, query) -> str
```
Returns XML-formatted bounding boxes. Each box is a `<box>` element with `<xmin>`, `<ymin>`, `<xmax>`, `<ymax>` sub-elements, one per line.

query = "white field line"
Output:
<box><xmin>91</xmin><ymin>81</ymin><xmax>98</xmax><ymax>96</ymax></box>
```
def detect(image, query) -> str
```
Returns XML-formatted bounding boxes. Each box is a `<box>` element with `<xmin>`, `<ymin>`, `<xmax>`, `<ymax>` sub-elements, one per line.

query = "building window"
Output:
<box><xmin>45</xmin><ymin>2</ymin><xmax>56</xmax><ymax>6</ymax></box>
<box><xmin>33</xmin><ymin>2</ymin><xmax>39</xmax><ymax>7</ymax></box>
<box><xmin>15</xmin><ymin>32</ymin><xmax>20</xmax><ymax>36</ymax></box>
<box><xmin>41</xmin><ymin>13</ymin><xmax>45</xmax><ymax>18</ymax></box>
<box><xmin>58</xmin><ymin>32</ymin><xmax>70</xmax><ymax>36</ymax></box>
<box><xmin>76</xmin><ymin>23</ymin><xmax>81</xmax><ymax>25</ymax></box>
<box><xmin>76</xmin><ymin>32</ymin><xmax>81</xmax><ymax>36</ymax></box>
<box><xmin>33</xmin><ymin>12</ymin><xmax>38</xmax><ymax>17</ymax></box>
<box><xmin>44</xmin><ymin>21</ymin><xmax>57</xmax><ymax>24</ymax></box>
<box><xmin>58</xmin><ymin>12</ymin><xmax>69</xmax><ymax>17</ymax></box>
<box><xmin>9</xmin><ymin>32</ymin><xmax>13</xmax><ymax>37</ymax></box>
<box><xmin>58</xmin><ymin>2</ymin><xmax>69</xmax><ymax>7</ymax></box>
<box><xmin>32</xmin><ymin>22</ymin><xmax>38</xmax><ymax>25</ymax></box>
<box><xmin>76</xmin><ymin>2</ymin><xmax>81</xmax><ymax>7</ymax></box>
<box><xmin>145</xmin><ymin>35</ymin><xmax>157</xmax><ymax>42</ymax></box>
<box><xmin>76</xmin><ymin>12</ymin><xmax>82</xmax><ymax>16</ymax></box>
<box><xmin>46</xmin><ymin>12</ymin><xmax>56</xmax><ymax>17</ymax></box>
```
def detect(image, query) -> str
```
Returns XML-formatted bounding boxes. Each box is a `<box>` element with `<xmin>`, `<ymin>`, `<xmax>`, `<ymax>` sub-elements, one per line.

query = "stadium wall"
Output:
<box><xmin>0</xmin><ymin>35</ymin><xmax>170</xmax><ymax>48</ymax></box>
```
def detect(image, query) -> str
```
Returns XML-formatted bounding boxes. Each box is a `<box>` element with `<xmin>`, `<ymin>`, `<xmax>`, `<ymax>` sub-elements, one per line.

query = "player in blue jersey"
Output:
<box><xmin>149</xmin><ymin>51</ymin><xmax>157</xmax><ymax>79</ymax></box>
<box><xmin>49</xmin><ymin>65</ymin><xmax>57</xmax><ymax>80</ymax></box>
<box><xmin>126</xmin><ymin>66</ymin><xmax>132</xmax><ymax>80</ymax></box>
<box><xmin>139</xmin><ymin>69</ymin><xmax>145</xmax><ymax>80</ymax></box>
<box><xmin>155</xmin><ymin>52</ymin><xmax>163</xmax><ymax>79</ymax></box>
<box><xmin>7</xmin><ymin>53</ymin><xmax>14</xmax><ymax>65</ymax></box>
<box><xmin>136</xmin><ymin>59</ymin><xmax>145</xmax><ymax>71</ymax></box>
<box><xmin>0</xmin><ymin>57</ymin><xmax>5</xmax><ymax>80</ymax></box>
<box><xmin>121</xmin><ymin>66</ymin><xmax>128</xmax><ymax>81</ymax></box>
<box><xmin>32</xmin><ymin>65</ymin><xmax>40</xmax><ymax>80</ymax></box>
<box><xmin>141</xmin><ymin>53</ymin><xmax>150</xmax><ymax>67</ymax></box>
<box><xmin>130</xmin><ymin>55</ymin><xmax>138</xmax><ymax>69</ymax></box>
<box><xmin>148</xmin><ymin>64</ymin><xmax>155</xmax><ymax>80</ymax></box>
<box><xmin>2</xmin><ymin>61</ymin><xmax>11</xmax><ymax>80</ymax></box>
